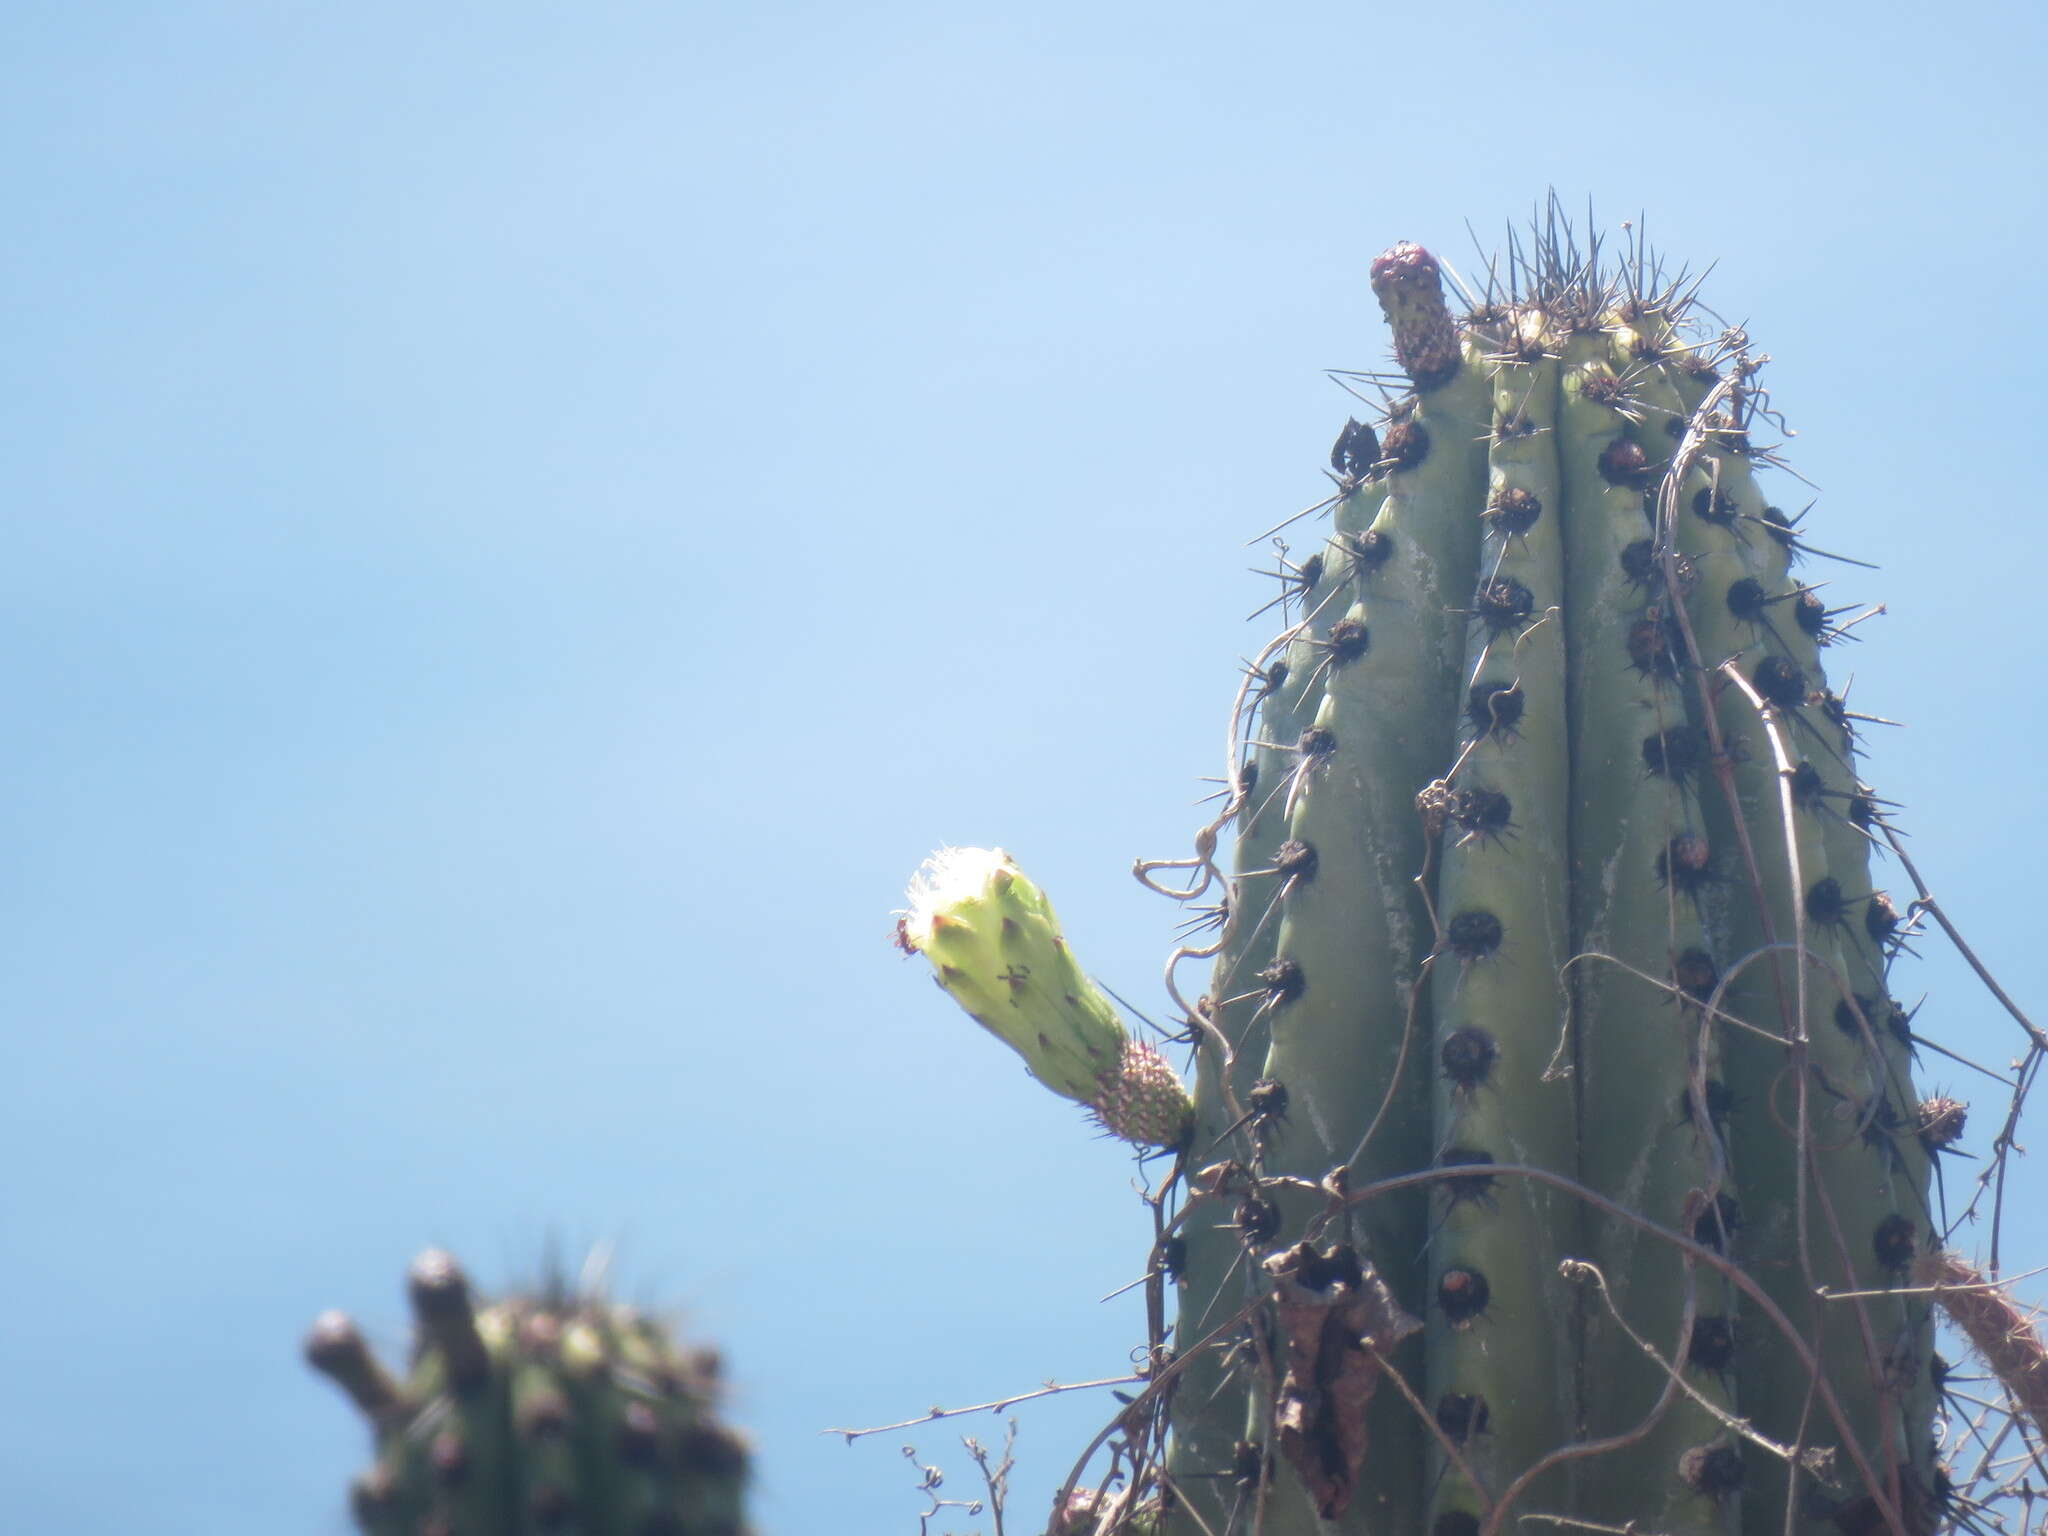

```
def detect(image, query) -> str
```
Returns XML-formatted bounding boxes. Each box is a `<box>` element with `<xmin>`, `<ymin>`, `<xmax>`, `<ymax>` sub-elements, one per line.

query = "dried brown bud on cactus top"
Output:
<box><xmin>1370</xmin><ymin>241</ymin><xmax>1463</xmax><ymax>391</ymax></box>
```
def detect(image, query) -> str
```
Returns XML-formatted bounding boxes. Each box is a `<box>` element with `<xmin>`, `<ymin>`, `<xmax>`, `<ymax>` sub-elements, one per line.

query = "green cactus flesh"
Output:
<box><xmin>898</xmin><ymin>220</ymin><xmax>1947</xmax><ymax>1536</ymax></box>
<box><xmin>1155</xmin><ymin>239</ymin><xmax>1943</xmax><ymax>1535</ymax></box>
<box><xmin>306</xmin><ymin>1250</ymin><xmax>751</xmax><ymax>1536</ymax></box>
<box><xmin>1557</xmin><ymin>322</ymin><xmax>1740</xmax><ymax>1535</ymax></box>
<box><xmin>1421</xmin><ymin>309</ymin><xmax>1578</xmax><ymax>1532</ymax></box>
<box><xmin>1240</xmin><ymin>272</ymin><xmax>1499</xmax><ymax>1533</ymax></box>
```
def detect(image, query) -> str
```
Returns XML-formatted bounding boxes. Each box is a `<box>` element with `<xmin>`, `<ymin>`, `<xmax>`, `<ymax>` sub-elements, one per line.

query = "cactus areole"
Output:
<box><xmin>898</xmin><ymin>215</ymin><xmax>1953</xmax><ymax>1536</ymax></box>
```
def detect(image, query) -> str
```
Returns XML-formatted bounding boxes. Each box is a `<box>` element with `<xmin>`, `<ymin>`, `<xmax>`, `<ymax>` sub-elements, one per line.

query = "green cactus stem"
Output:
<box><xmin>306</xmin><ymin>1249</ymin><xmax>751</xmax><ymax>1536</ymax></box>
<box><xmin>1552</xmin><ymin>314</ymin><xmax>1740</xmax><ymax>1536</ymax></box>
<box><xmin>1646</xmin><ymin>369</ymin><xmax>1939</xmax><ymax>1529</ymax></box>
<box><xmin>1212</xmin><ymin>236</ymin><xmax>1936</xmax><ymax>1532</ymax></box>
<box><xmin>1216</xmin><ymin>246</ymin><xmax>1494</xmax><ymax>1536</ymax></box>
<box><xmin>1160</xmin><ymin>412</ymin><xmax>1398</xmax><ymax>1530</ymax></box>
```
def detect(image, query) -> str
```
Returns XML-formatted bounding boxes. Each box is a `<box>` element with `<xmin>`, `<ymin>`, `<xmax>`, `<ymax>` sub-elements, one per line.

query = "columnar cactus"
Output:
<box><xmin>306</xmin><ymin>1250</ymin><xmax>750</xmax><ymax>1536</ymax></box>
<box><xmin>900</xmin><ymin>219</ymin><xmax>1964</xmax><ymax>1535</ymax></box>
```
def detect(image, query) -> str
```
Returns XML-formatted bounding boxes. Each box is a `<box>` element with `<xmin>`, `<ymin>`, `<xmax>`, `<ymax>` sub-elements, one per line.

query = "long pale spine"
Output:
<box><xmin>1424</xmin><ymin>312</ymin><xmax>1576</xmax><ymax>1529</ymax></box>
<box><xmin>1560</xmin><ymin>323</ymin><xmax>1736</xmax><ymax>1535</ymax></box>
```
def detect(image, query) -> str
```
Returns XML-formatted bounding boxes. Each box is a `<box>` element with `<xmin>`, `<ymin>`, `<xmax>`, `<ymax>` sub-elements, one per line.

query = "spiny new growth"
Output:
<box><xmin>305</xmin><ymin>1249</ymin><xmax>750</xmax><ymax>1536</ymax></box>
<box><xmin>891</xmin><ymin>207</ymin><xmax>2032</xmax><ymax>1536</ymax></box>
<box><xmin>897</xmin><ymin>846</ymin><xmax>1195</xmax><ymax>1149</ymax></box>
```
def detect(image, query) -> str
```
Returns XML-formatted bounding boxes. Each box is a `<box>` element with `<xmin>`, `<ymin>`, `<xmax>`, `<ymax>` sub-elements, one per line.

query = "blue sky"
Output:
<box><xmin>5</xmin><ymin>2</ymin><xmax>2047</xmax><ymax>1530</ymax></box>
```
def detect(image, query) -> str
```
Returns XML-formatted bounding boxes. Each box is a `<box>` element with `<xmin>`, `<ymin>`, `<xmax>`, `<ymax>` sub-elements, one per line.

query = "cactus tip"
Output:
<box><xmin>1369</xmin><ymin>242</ymin><xmax>1461</xmax><ymax>391</ymax></box>
<box><xmin>304</xmin><ymin>1308</ymin><xmax>361</xmax><ymax>1362</ymax></box>
<box><xmin>1369</xmin><ymin>240</ymin><xmax>1441</xmax><ymax>289</ymax></box>
<box><xmin>406</xmin><ymin>1248</ymin><xmax>469</xmax><ymax>1311</ymax></box>
<box><xmin>899</xmin><ymin>846</ymin><xmax>1013</xmax><ymax>953</ymax></box>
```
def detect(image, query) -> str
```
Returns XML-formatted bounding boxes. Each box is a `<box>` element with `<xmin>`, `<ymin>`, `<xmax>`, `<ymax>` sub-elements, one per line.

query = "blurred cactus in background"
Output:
<box><xmin>307</xmin><ymin>1249</ymin><xmax>749</xmax><ymax>1536</ymax></box>
<box><xmin>892</xmin><ymin>205</ymin><xmax>2048</xmax><ymax>1536</ymax></box>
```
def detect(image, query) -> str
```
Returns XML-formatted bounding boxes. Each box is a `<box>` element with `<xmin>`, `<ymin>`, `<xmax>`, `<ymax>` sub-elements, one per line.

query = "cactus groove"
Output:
<box><xmin>901</xmin><ymin>212</ymin><xmax>1952</xmax><ymax>1536</ymax></box>
<box><xmin>306</xmin><ymin>1249</ymin><xmax>751</xmax><ymax>1536</ymax></box>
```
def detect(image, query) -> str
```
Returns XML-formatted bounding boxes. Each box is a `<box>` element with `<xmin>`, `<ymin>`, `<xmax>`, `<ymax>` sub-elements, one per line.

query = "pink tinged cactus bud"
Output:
<box><xmin>898</xmin><ymin>847</ymin><xmax>1192</xmax><ymax>1147</ymax></box>
<box><xmin>1092</xmin><ymin>1039</ymin><xmax>1193</xmax><ymax>1149</ymax></box>
<box><xmin>1369</xmin><ymin>241</ymin><xmax>1462</xmax><ymax>391</ymax></box>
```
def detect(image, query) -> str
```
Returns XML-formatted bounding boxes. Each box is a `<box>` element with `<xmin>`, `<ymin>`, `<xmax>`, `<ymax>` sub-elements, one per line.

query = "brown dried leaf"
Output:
<box><xmin>1263</xmin><ymin>1240</ymin><xmax>1421</xmax><ymax>1518</ymax></box>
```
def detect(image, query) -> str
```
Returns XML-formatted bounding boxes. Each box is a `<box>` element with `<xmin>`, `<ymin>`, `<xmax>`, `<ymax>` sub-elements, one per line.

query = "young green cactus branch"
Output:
<box><xmin>306</xmin><ymin>1249</ymin><xmax>751</xmax><ymax>1536</ymax></box>
<box><xmin>898</xmin><ymin>846</ymin><xmax>1194</xmax><ymax>1149</ymax></box>
<box><xmin>892</xmin><ymin>212</ymin><xmax>1989</xmax><ymax>1536</ymax></box>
